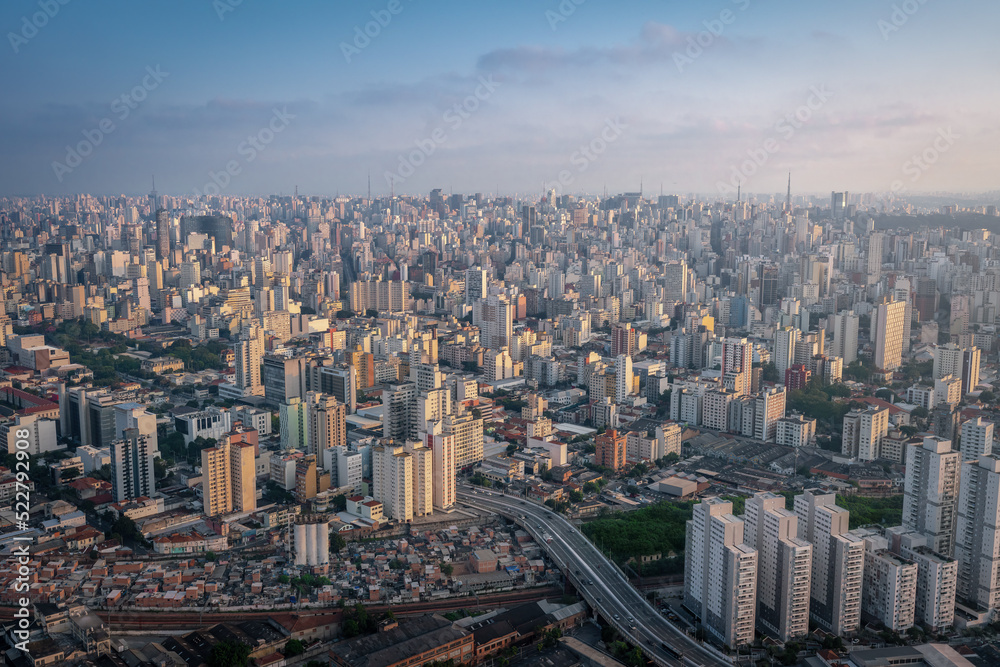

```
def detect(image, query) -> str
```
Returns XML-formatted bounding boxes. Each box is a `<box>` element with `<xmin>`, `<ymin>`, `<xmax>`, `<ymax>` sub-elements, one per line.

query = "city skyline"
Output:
<box><xmin>2</xmin><ymin>0</ymin><xmax>998</xmax><ymax>197</ymax></box>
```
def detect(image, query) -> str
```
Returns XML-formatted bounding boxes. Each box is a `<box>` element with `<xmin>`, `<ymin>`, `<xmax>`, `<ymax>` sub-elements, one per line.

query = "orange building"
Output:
<box><xmin>595</xmin><ymin>429</ymin><xmax>626</xmax><ymax>471</ymax></box>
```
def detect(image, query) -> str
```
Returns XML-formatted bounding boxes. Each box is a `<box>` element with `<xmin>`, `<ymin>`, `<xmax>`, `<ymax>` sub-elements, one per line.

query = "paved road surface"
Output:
<box><xmin>458</xmin><ymin>488</ymin><xmax>730</xmax><ymax>667</ymax></box>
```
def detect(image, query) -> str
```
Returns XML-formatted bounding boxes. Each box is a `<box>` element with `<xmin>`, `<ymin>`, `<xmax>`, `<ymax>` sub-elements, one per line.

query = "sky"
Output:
<box><xmin>1</xmin><ymin>0</ymin><xmax>998</xmax><ymax>199</ymax></box>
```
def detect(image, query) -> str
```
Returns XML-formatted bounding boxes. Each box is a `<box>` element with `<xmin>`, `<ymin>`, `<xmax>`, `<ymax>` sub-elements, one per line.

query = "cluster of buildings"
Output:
<box><xmin>686</xmin><ymin>431</ymin><xmax>1000</xmax><ymax>650</ymax></box>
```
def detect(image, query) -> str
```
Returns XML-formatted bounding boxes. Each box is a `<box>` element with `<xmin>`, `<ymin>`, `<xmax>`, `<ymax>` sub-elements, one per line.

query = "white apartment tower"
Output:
<box><xmin>955</xmin><ymin>456</ymin><xmax>1000</xmax><ymax>612</ymax></box>
<box><xmin>903</xmin><ymin>436</ymin><xmax>960</xmax><ymax>557</ymax></box>
<box><xmin>684</xmin><ymin>498</ymin><xmax>757</xmax><ymax>650</ymax></box>
<box><xmin>960</xmin><ymin>417</ymin><xmax>994</xmax><ymax>461</ymax></box>
<box><xmin>794</xmin><ymin>491</ymin><xmax>865</xmax><ymax>635</ymax></box>
<box><xmin>831</xmin><ymin>310</ymin><xmax>859</xmax><ymax>365</ymax></box>
<box><xmin>744</xmin><ymin>493</ymin><xmax>812</xmax><ymax>641</ymax></box>
<box><xmin>873</xmin><ymin>297</ymin><xmax>906</xmax><ymax>372</ymax></box>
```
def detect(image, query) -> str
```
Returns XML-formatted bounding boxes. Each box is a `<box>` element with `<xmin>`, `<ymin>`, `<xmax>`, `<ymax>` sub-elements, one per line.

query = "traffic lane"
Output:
<box><xmin>461</xmin><ymin>494</ymin><xmax>720</xmax><ymax>666</ymax></box>
<box><xmin>460</xmin><ymin>496</ymin><xmax>691</xmax><ymax>665</ymax></box>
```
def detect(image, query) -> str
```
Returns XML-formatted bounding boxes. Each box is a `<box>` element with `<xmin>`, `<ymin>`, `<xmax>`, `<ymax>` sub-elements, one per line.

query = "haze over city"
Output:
<box><xmin>2</xmin><ymin>0</ymin><xmax>998</xmax><ymax>197</ymax></box>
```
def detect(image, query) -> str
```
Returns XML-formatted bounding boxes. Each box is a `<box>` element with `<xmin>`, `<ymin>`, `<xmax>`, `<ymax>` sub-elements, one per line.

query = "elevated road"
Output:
<box><xmin>458</xmin><ymin>488</ymin><xmax>731</xmax><ymax>667</ymax></box>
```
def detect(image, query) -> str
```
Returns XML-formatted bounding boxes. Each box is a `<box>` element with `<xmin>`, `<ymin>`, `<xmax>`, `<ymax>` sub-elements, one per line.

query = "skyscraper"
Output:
<box><xmin>373</xmin><ymin>443</ymin><xmax>413</xmax><ymax>522</ymax></box>
<box><xmin>955</xmin><ymin>456</ymin><xmax>1000</xmax><ymax>611</ymax></box>
<box><xmin>429</xmin><ymin>432</ymin><xmax>456</xmax><ymax>510</ymax></box>
<box><xmin>155</xmin><ymin>208</ymin><xmax>170</xmax><ymax>263</ymax></box>
<box><xmin>234</xmin><ymin>324</ymin><xmax>265</xmax><ymax>395</ymax></box>
<box><xmin>830</xmin><ymin>310</ymin><xmax>859</xmax><ymax>365</ymax></box>
<box><xmin>744</xmin><ymin>493</ymin><xmax>812</xmax><ymax>641</ymax></box>
<box><xmin>614</xmin><ymin>354</ymin><xmax>633</xmax><ymax>403</ymax></box>
<box><xmin>773</xmin><ymin>326</ymin><xmax>799</xmax><ymax>378</ymax></box>
<box><xmin>902</xmin><ymin>436</ymin><xmax>960</xmax><ymax>557</ymax></box>
<box><xmin>684</xmin><ymin>498</ymin><xmax>757</xmax><ymax>650</ymax></box>
<box><xmin>873</xmin><ymin>297</ymin><xmax>906</xmax><ymax>372</ymax></box>
<box><xmin>794</xmin><ymin>491</ymin><xmax>865</xmax><ymax>635</ymax></box>
<box><xmin>722</xmin><ymin>337</ymin><xmax>753</xmax><ymax>397</ymax></box>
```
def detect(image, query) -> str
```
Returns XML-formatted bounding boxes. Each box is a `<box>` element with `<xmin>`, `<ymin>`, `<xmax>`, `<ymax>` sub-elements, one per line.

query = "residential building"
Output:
<box><xmin>111</xmin><ymin>429</ymin><xmax>156</xmax><ymax>502</ymax></box>
<box><xmin>201</xmin><ymin>439</ymin><xmax>256</xmax><ymax>516</ymax></box>
<box><xmin>903</xmin><ymin>436</ymin><xmax>960</xmax><ymax>557</ymax></box>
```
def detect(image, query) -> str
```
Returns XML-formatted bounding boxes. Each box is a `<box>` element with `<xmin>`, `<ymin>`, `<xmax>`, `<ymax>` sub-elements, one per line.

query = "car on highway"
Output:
<box><xmin>613</xmin><ymin>614</ymin><xmax>620</xmax><ymax>620</ymax></box>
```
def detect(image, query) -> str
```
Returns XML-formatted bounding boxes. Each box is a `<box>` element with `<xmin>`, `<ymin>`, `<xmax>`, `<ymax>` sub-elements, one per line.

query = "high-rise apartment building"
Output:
<box><xmin>955</xmin><ymin>456</ymin><xmax>1000</xmax><ymax>612</ymax></box>
<box><xmin>794</xmin><ymin>491</ymin><xmax>865</xmax><ymax>636</ymax></box>
<box><xmin>773</xmin><ymin>326</ymin><xmax>799</xmax><ymax>379</ymax></box>
<box><xmin>429</xmin><ymin>432</ymin><xmax>456</xmax><ymax>510</ymax></box>
<box><xmin>305</xmin><ymin>392</ymin><xmax>347</xmax><ymax>455</ymax></box>
<box><xmin>902</xmin><ymin>436</ymin><xmax>960</xmax><ymax>557</ymax></box>
<box><xmin>404</xmin><ymin>441</ymin><xmax>433</xmax><ymax>517</ymax></box>
<box><xmin>860</xmin><ymin>532</ymin><xmax>918</xmax><ymax>632</ymax></box>
<box><xmin>744</xmin><ymin>493</ymin><xmax>812</xmax><ymax>641</ymax></box>
<box><xmin>830</xmin><ymin>310</ymin><xmax>859</xmax><ymax>365</ymax></box>
<box><xmin>842</xmin><ymin>406</ymin><xmax>889</xmax><ymax>461</ymax></box>
<box><xmin>722</xmin><ymin>337</ymin><xmax>753</xmax><ymax>397</ymax></box>
<box><xmin>465</xmin><ymin>268</ymin><xmax>487</xmax><ymax>305</ymax></box>
<box><xmin>873</xmin><ymin>297</ymin><xmax>906</xmax><ymax>372</ymax></box>
<box><xmin>614</xmin><ymin>355</ymin><xmax>633</xmax><ymax>403</ymax></box>
<box><xmin>234</xmin><ymin>324</ymin><xmax>265</xmax><ymax>395</ymax></box>
<box><xmin>444</xmin><ymin>410</ymin><xmax>484</xmax><ymax>468</ymax></box>
<box><xmin>201</xmin><ymin>439</ymin><xmax>256</xmax><ymax>516</ymax></box>
<box><xmin>960</xmin><ymin>417</ymin><xmax>993</xmax><ymax>460</ymax></box>
<box><xmin>155</xmin><ymin>209</ymin><xmax>170</xmax><ymax>263</ymax></box>
<box><xmin>595</xmin><ymin>429</ymin><xmax>627</xmax><ymax>471</ymax></box>
<box><xmin>373</xmin><ymin>443</ymin><xmax>413</xmax><ymax>522</ymax></box>
<box><xmin>111</xmin><ymin>429</ymin><xmax>156</xmax><ymax>502</ymax></box>
<box><xmin>684</xmin><ymin>498</ymin><xmax>757</xmax><ymax>649</ymax></box>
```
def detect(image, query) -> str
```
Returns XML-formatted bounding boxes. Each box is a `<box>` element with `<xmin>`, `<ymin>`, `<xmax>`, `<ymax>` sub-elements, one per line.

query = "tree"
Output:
<box><xmin>583</xmin><ymin>481</ymin><xmax>598</xmax><ymax>494</ymax></box>
<box><xmin>154</xmin><ymin>457</ymin><xmax>168</xmax><ymax>480</ymax></box>
<box><xmin>283</xmin><ymin>639</ymin><xmax>305</xmax><ymax>657</ymax></box>
<box><xmin>331</xmin><ymin>494</ymin><xmax>348</xmax><ymax>512</ymax></box>
<box><xmin>569</xmin><ymin>490</ymin><xmax>583</xmax><ymax>503</ymax></box>
<box><xmin>441</xmin><ymin>563</ymin><xmax>454</xmax><ymax>576</ymax></box>
<box><xmin>208</xmin><ymin>640</ymin><xmax>251</xmax><ymax>667</ymax></box>
<box><xmin>911</xmin><ymin>406</ymin><xmax>929</xmax><ymax>419</ymax></box>
<box><xmin>761</xmin><ymin>361</ymin><xmax>779</xmax><ymax>383</ymax></box>
<box><xmin>330</xmin><ymin>533</ymin><xmax>347</xmax><ymax>553</ymax></box>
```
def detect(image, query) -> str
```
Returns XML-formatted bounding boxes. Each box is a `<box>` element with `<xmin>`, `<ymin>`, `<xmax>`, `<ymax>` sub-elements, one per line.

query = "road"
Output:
<box><xmin>458</xmin><ymin>488</ymin><xmax>730</xmax><ymax>667</ymax></box>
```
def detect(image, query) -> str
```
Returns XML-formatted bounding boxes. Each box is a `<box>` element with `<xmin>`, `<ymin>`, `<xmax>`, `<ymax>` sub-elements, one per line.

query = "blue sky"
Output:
<box><xmin>1</xmin><ymin>0</ymin><xmax>997</xmax><ymax>198</ymax></box>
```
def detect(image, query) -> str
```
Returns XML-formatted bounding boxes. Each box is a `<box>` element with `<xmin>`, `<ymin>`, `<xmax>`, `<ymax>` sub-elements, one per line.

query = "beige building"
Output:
<box><xmin>445</xmin><ymin>410</ymin><xmax>484</xmax><ymax>468</ymax></box>
<box><xmin>842</xmin><ymin>406</ymin><xmax>889</xmax><ymax>461</ymax></box>
<box><xmin>429</xmin><ymin>433</ymin><xmax>457</xmax><ymax>509</ymax></box>
<box><xmin>373</xmin><ymin>443</ymin><xmax>414</xmax><ymax>522</ymax></box>
<box><xmin>873</xmin><ymin>297</ymin><xmax>906</xmax><ymax>372</ymax></box>
<box><xmin>201</xmin><ymin>439</ymin><xmax>256</xmax><ymax>516</ymax></box>
<box><xmin>305</xmin><ymin>392</ymin><xmax>347</xmax><ymax>454</ymax></box>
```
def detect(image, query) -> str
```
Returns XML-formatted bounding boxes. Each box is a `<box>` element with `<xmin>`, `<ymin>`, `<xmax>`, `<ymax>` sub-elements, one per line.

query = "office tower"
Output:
<box><xmin>234</xmin><ymin>324</ymin><xmax>265</xmax><ymax>395</ymax></box>
<box><xmin>773</xmin><ymin>327</ymin><xmax>799</xmax><ymax>378</ymax></box>
<box><xmin>373</xmin><ymin>443</ymin><xmax>413</xmax><ymax>522</ymax></box>
<box><xmin>867</xmin><ymin>232</ymin><xmax>884</xmax><ymax>281</ymax></box>
<box><xmin>180</xmin><ymin>260</ymin><xmax>201</xmax><ymax>288</ymax></box>
<box><xmin>950</xmin><ymin>294</ymin><xmax>971</xmax><ymax>338</ymax></box>
<box><xmin>664</xmin><ymin>260</ymin><xmax>688</xmax><ymax>304</ymax></box>
<box><xmin>263</xmin><ymin>354</ymin><xmax>308</xmax><ymax>407</ymax></box>
<box><xmin>404</xmin><ymin>441</ymin><xmax>433</xmax><ymax>517</ymax></box>
<box><xmin>841</xmin><ymin>406</ymin><xmax>889</xmax><ymax>461</ymax></box>
<box><xmin>860</xmin><ymin>532</ymin><xmax>918</xmax><ymax>632</ymax></box>
<box><xmin>684</xmin><ymin>498</ymin><xmax>757</xmax><ymax>650</ymax></box>
<box><xmin>429</xmin><ymin>433</ymin><xmax>456</xmax><ymax>510</ymax></box>
<box><xmin>903</xmin><ymin>436</ymin><xmax>960</xmax><ymax>557</ymax></box>
<box><xmin>614</xmin><ymin>355</ymin><xmax>633</xmax><ymax>403</ymax></box>
<box><xmin>477</xmin><ymin>293</ymin><xmax>513</xmax><ymax>349</ymax></box>
<box><xmin>744</xmin><ymin>493</ymin><xmax>812</xmax><ymax>641</ymax></box>
<box><xmin>892</xmin><ymin>278</ymin><xmax>913</xmax><ymax>353</ymax></box>
<box><xmin>155</xmin><ymin>209</ymin><xmax>170</xmax><ymax>263</ymax></box>
<box><xmin>111</xmin><ymin>429</ymin><xmax>156</xmax><ymax>502</ymax></box>
<box><xmin>280</xmin><ymin>397</ymin><xmax>307</xmax><ymax>450</ymax></box>
<box><xmin>722</xmin><ymin>337</ymin><xmax>753</xmax><ymax>397</ymax></box>
<box><xmin>595</xmin><ymin>429</ymin><xmax>627</xmax><ymax>471</ymax></box>
<box><xmin>305</xmin><ymin>392</ymin><xmax>346</xmax><ymax>455</ymax></box>
<box><xmin>201</xmin><ymin>439</ymin><xmax>256</xmax><ymax>516</ymax></box>
<box><xmin>465</xmin><ymin>268</ymin><xmax>487</xmax><ymax>305</ymax></box>
<box><xmin>933</xmin><ymin>343</ymin><xmax>980</xmax><ymax>398</ymax></box>
<box><xmin>794</xmin><ymin>491</ymin><xmax>865</xmax><ymax>635</ymax></box>
<box><xmin>548</xmin><ymin>270</ymin><xmax>565</xmax><ymax>299</ymax></box>
<box><xmin>349</xmin><ymin>344</ymin><xmax>376</xmax><ymax>389</ymax></box>
<box><xmin>831</xmin><ymin>191</ymin><xmax>848</xmax><ymax>219</ymax></box>
<box><xmin>521</xmin><ymin>204</ymin><xmax>537</xmax><ymax>239</ymax></box>
<box><xmin>831</xmin><ymin>310</ymin><xmax>859</xmax><ymax>364</ymax></box>
<box><xmin>873</xmin><ymin>297</ymin><xmax>906</xmax><ymax>372</ymax></box>
<box><xmin>962</xmin><ymin>347</ymin><xmax>981</xmax><ymax>397</ymax></box>
<box><xmin>759</xmin><ymin>264</ymin><xmax>779</xmax><ymax>308</ymax></box>
<box><xmin>960</xmin><ymin>417</ymin><xmax>994</xmax><ymax>460</ymax></box>
<box><xmin>611</xmin><ymin>324</ymin><xmax>636</xmax><ymax>358</ymax></box>
<box><xmin>955</xmin><ymin>456</ymin><xmax>1000</xmax><ymax>611</ymax></box>
<box><xmin>886</xmin><ymin>527</ymin><xmax>957</xmax><ymax>632</ymax></box>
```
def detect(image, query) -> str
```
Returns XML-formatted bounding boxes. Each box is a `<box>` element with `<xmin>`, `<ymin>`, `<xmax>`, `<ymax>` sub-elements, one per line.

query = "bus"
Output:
<box><xmin>661</xmin><ymin>643</ymin><xmax>683</xmax><ymax>659</ymax></box>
